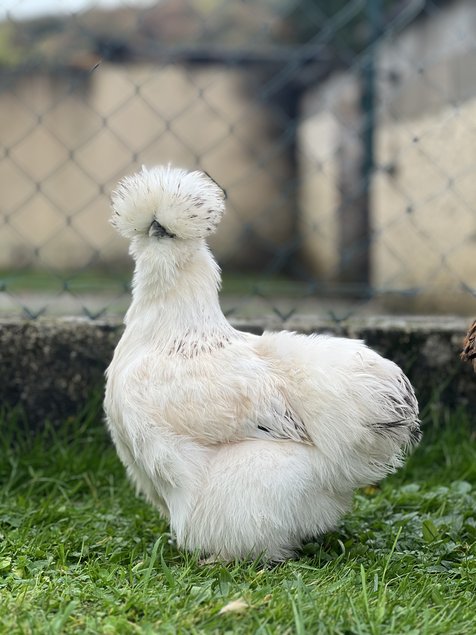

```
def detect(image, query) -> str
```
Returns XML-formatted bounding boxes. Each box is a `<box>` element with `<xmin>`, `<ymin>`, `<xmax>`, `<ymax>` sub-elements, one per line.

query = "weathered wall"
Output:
<box><xmin>298</xmin><ymin>72</ymin><xmax>362</xmax><ymax>283</ymax></box>
<box><xmin>373</xmin><ymin>96</ymin><xmax>476</xmax><ymax>312</ymax></box>
<box><xmin>373</xmin><ymin>0</ymin><xmax>476</xmax><ymax>310</ymax></box>
<box><xmin>0</xmin><ymin>63</ymin><xmax>293</xmax><ymax>270</ymax></box>
<box><xmin>0</xmin><ymin>317</ymin><xmax>473</xmax><ymax>427</ymax></box>
<box><xmin>298</xmin><ymin>0</ymin><xmax>476</xmax><ymax>312</ymax></box>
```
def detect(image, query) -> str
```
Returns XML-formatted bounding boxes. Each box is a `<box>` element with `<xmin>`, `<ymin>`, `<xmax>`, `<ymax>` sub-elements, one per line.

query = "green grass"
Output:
<box><xmin>0</xmin><ymin>269</ymin><xmax>131</xmax><ymax>295</ymax></box>
<box><xmin>0</xmin><ymin>269</ymin><xmax>309</xmax><ymax>297</ymax></box>
<box><xmin>1</xmin><ymin>405</ymin><xmax>475</xmax><ymax>634</ymax></box>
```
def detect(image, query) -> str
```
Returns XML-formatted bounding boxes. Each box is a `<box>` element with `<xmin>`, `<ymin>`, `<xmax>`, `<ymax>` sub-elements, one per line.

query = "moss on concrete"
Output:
<box><xmin>0</xmin><ymin>316</ymin><xmax>473</xmax><ymax>425</ymax></box>
<box><xmin>0</xmin><ymin>318</ymin><xmax>119</xmax><ymax>426</ymax></box>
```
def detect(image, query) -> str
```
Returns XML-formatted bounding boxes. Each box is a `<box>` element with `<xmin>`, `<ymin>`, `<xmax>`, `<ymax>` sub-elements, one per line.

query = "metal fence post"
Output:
<box><xmin>338</xmin><ymin>0</ymin><xmax>382</xmax><ymax>293</ymax></box>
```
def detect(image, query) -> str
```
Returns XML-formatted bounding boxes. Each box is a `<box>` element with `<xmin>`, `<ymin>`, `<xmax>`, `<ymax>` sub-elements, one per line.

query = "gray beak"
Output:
<box><xmin>148</xmin><ymin>220</ymin><xmax>175</xmax><ymax>239</ymax></box>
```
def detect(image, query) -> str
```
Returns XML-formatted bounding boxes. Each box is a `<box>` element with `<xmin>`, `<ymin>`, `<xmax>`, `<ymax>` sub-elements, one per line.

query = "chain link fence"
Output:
<box><xmin>0</xmin><ymin>0</ymin><xmax>475</xmax><ymax>322</ymax></box>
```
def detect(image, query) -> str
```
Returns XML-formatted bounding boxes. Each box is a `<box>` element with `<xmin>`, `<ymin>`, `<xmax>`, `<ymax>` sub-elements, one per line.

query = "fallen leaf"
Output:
<box><xmin>218</xmin><ymin>599</ymin><xmax>249</xmax><ymax>615</ymax></box>
<box><xmin>362</xmin><ymin>485</ymin><xmax>380</xmax><ymax>496</ymax></box>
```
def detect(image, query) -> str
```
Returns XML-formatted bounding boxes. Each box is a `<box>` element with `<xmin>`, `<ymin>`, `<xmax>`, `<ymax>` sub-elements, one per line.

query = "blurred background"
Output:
<box><xmin>0</xmin><ymin>0</ymin><xmax>475</xmax><ymax>321</ymax></box>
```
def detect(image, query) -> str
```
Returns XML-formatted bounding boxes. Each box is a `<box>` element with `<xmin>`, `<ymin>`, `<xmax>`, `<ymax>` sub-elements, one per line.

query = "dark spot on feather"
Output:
<box><xmin>373</xmin><ymin>419</ymin><xmax>421</xmax><ymax>445</ymax></box>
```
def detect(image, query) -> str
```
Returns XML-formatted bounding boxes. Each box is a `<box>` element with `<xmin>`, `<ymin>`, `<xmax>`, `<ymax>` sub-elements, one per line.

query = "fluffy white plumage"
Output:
<box><xmin>104</xmin><ymin>164</ymin><xmax>421</xmax><ymax>561</ymax></box>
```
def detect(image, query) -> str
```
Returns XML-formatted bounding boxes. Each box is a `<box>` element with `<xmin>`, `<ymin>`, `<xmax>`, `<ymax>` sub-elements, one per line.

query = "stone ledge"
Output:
<box><xmin>0</xmin><ymin>316</ymin><xmax>473</xmax><ymax>426</ymax></box>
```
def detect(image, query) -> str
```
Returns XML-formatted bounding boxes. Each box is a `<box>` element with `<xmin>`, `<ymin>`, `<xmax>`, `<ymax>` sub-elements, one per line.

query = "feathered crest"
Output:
<box><xmin>111</xmin><ymin>165</ymin><xmax>226</xmax><ymax>241</ymax></box>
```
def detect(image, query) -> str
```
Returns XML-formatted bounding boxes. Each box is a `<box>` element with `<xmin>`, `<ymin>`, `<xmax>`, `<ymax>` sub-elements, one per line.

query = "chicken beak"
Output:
<box><xmin>148</xmin><ymin>220</ymin><xmax>175</xmax><ymax>239</ymax></box>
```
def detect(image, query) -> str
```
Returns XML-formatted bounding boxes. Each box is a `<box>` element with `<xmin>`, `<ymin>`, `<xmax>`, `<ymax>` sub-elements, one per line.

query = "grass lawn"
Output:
<box><xmin>1</xmin><ymin>404</ymin><xmax>475</xmax><ymax>634</ymax></box>
<box><xmin>0</xmin><ymin>269</ymin><xmax>308</xmax><ymax>297</ymax></box>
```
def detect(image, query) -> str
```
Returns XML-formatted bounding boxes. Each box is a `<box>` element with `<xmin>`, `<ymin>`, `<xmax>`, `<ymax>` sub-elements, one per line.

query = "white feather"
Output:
<box><xmin>104</xmin><ymin>165</ymin><xmax>421</xmax><ymax>561</ymax></box>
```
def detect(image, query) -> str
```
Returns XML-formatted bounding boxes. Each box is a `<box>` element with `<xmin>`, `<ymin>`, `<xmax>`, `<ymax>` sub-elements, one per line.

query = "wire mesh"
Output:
<box><xmin>0</xmin><ymin>0</ymin><xmax>475</xmax><ymax>322</ymax></box>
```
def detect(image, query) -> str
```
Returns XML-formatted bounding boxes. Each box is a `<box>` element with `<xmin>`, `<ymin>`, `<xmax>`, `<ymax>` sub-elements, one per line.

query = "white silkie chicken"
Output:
<box><xmin>104</xmin><ymin>165</ymin><xmax>421</xmax><ymax>562</ymax></box>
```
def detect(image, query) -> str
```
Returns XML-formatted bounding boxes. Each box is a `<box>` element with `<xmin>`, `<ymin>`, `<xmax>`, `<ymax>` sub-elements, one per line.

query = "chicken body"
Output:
<box><xmin>105</xmin><ymin>166</ymin><xmax>420</xmax><ymax>561</ymax></box>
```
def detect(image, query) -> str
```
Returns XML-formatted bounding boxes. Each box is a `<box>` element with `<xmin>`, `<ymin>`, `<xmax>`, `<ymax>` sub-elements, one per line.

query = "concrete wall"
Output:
<box><xmin>298</xmin><ymin>0</ymin><xmax>476</xmax><ymax>312</ymax></box>
<box><xmin>373</xmin><ymin>97</ymin><xmax>476</xmax><ymax>311</ymax></box>
<box><xmin>0</xmin><ymin>63</ymin><xmax>293</xmax><ymax>270</ymax></box>
<box><xmin>1</xmin><ymin>316</ymin><xmax>473</xmax><ymax>426</ymax></box>
<box><xmin>2</xmin><ymin>1</ymin><xmax>476</xmax><ymax>314</ymax></box>
<box><xmin>298</xmin><ymin>72</ymin><xmax>363</xmax><ymax>283</ymax></box>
